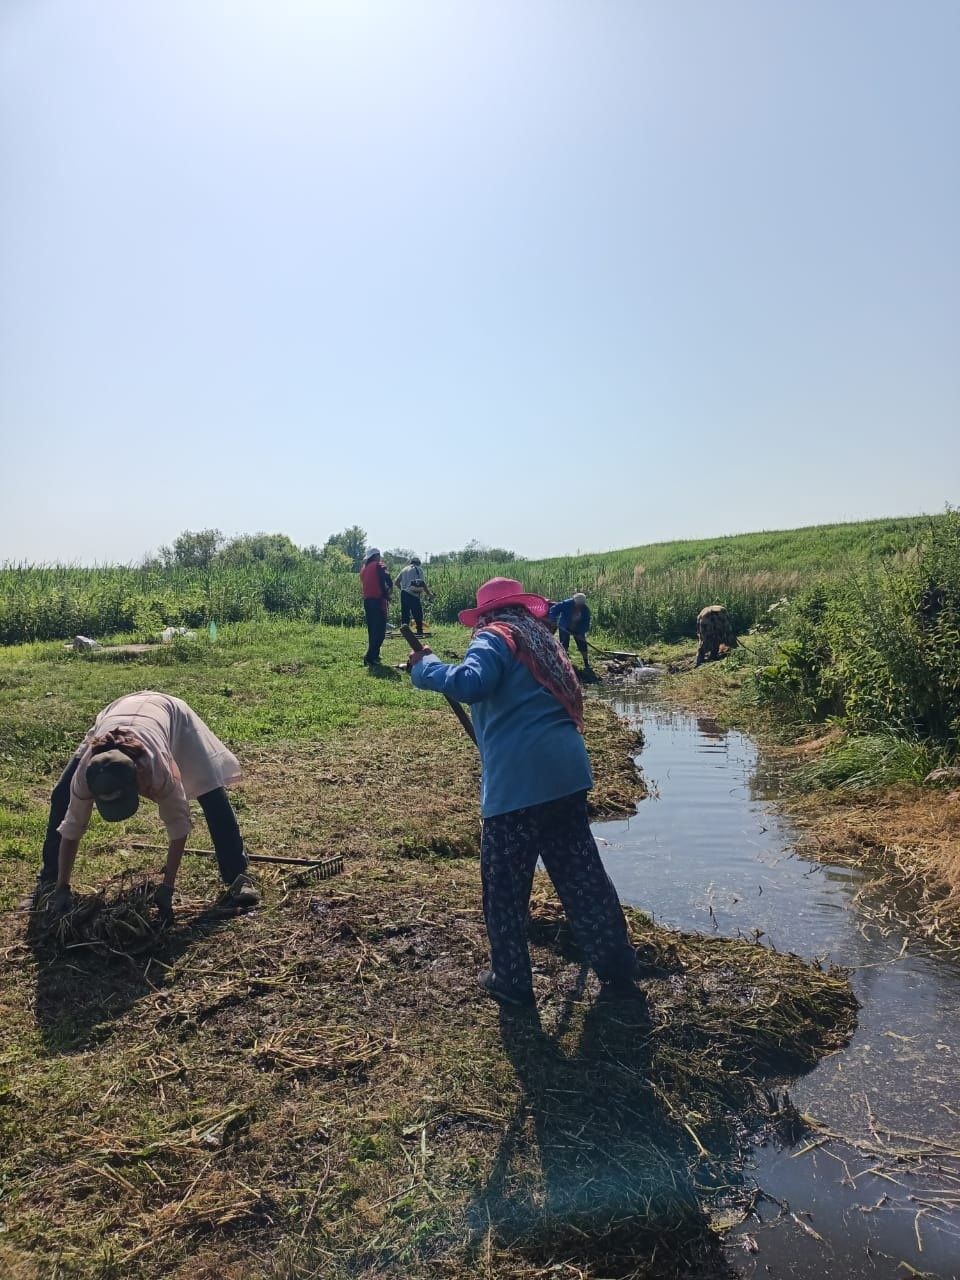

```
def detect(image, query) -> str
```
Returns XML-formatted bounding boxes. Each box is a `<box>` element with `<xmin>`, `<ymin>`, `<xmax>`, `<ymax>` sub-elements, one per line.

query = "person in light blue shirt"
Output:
<box><xmin>409</xmin><ymin>576</ymin><xmax>640</xmax><ymax>1008</ymax></box>
<box><xmin>547</xmin><ymin>593</ymin><xmax>594</xmax><ymax>675</ymax></box>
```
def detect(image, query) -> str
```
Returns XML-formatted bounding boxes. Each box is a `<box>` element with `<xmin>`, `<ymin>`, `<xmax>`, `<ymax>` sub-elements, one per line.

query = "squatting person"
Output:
<box><xmin>396</xmin><ymin>555</ymin><xmax>433</xmax><ymax>636</ymax></box>
<box><xmin>408</xmin><ymin>576</ymin><xmax>642</xmax><ymax>1007</ymax></box>
<box><xmin>548</xmin><ymin>591</ymin><xmax>594</xmax><ymax>675</ymax></box>
<box><xmin>359</xmin><ymin>546</ymin><xmax>393</xmax><ymax>666</ymax></box>
<box><xmin>35</xmin><ymin>691</ymin><xmax>260</xmax><ymax>920</ymax></box>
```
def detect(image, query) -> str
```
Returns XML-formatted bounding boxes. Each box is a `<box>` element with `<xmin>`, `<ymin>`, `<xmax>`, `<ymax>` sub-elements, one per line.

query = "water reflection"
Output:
<box><xmin>696</xmin><ymin>715</ymin><xmax>727</xmax><ymax>741</ymax></box>
<box><xmin>593</xmin><ymin>692</ymin><xmax>960</xmax><ymax>1278</ymax></box>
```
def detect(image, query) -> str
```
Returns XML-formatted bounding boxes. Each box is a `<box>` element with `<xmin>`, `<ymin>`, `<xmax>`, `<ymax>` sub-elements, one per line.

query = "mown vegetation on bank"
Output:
<box><xmin>0</xmin><ymin>623</ymin><xmax>857</xmax><ymax>1280</ymax></box>
<box><xmin>0</xmin><ymin>513</ymin><xmax>940</xmax><ymax>646</ymax></box>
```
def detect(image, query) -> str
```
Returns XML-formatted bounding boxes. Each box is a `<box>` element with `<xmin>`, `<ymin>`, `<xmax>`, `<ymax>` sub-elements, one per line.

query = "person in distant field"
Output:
<box><xmin>396</xmin><ymin>556</ymin><xmax>433</xmax><ymax>636</ymax></box>
<box><xmin>548</xmin><ymin>593</ymin><xmax>594</xmax><ymax>675</ymax></box>
<box><xmin>360</xmin><ymin>547</ymin><xmax>393</xmax><ymax>666</ymax></box>
<box><xmin>34</xmin><ymin>691</ymin><xmax>259</xmax><ymax>921</ymax></box>
<box><xmin>407</xmin><ymin>576</ymin><xmax>643</xmax><ymax>1009</ymax></box>
<box><xmin>695</xmin><ymin>604</ymin><xmax>736</xmax><ymax>666</ymax></box>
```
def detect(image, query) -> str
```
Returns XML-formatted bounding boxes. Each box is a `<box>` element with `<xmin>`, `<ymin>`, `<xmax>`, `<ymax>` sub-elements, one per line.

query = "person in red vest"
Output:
<box><xmin>359</xmin><ymin>547</ymin><xmax>393</xmax><ymax>666</ymax></box>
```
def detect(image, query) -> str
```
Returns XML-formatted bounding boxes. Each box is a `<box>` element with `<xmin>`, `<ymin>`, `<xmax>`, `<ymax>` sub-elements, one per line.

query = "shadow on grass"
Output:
<box><xmin>366</xmin><ymin>663</ymin><xmax>402</xmax><ymax>681</ymax></box>
<box><xmin>26</xmin><ymin>907</ymin><xmax>235</xmax><ymax>1055</ymax></box>
<box><xmin>467</xmin><ymin>973</ymin><xmax>733</xmax><ymax>1278</ymax></box>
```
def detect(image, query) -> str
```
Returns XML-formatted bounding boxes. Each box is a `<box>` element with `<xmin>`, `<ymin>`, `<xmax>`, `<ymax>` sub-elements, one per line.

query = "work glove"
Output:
<box><xmin>48</xmin><ymin>885</ymin><xmax>74</xmax><ymax>916</ymax></box>
<box><xmin>153</xmin><ymin>884</ymin><xmax>175</xmax><ymax>924</ymax></box>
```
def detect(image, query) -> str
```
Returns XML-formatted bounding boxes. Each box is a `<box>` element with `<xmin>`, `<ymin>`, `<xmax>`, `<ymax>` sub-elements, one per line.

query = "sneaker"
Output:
<box><xmin>219</xmin><ymin>873</ymin><xmax>260</xmax><ymax>910</ymax></box>
<box><xmin>479</xmin><ymin>970</ymin><xmax>536</xmax><ymax>1009</ymax></box>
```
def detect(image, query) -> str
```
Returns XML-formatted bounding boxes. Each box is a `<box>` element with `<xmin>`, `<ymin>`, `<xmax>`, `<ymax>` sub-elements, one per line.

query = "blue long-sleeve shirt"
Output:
<box><xmin>410</xmin><ymin>632</ymin><xmax>592</xmax><ymax>817</ymax></box>
<box><xmin>548</xmin><ymin>598</ymin><xmax>591</xmax><ymax>636</ymax></box>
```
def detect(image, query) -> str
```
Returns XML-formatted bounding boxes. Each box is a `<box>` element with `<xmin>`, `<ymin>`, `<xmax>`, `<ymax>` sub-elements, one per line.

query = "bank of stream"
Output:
<box><xmin>592</xmin><ymin>677</ymin><xmax>960</xmax><ymax>1277</ymax></box>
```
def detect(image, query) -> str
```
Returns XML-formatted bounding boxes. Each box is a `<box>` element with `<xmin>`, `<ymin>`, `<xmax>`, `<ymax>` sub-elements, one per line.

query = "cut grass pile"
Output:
<box><xmin>1</xmin><ymin>867</ymin><xmax>856</xmax><ymax>1280</ymax></box>
<box><xmin>0</xmin><ymin>622</ymin><xmax>858</xmax><ymax>1278</ymax></box>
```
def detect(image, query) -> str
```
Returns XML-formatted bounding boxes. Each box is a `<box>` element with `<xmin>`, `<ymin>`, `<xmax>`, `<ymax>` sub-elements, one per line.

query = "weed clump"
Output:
<box><xmin>30</xmin><ymin>875</ymin><xmax>164</xmax><ymax>956</ymax></box>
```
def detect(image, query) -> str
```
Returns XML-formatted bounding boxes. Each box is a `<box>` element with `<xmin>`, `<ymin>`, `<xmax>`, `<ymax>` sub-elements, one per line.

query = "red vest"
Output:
<box><xmin>360</xmin><ymin>560</ymin><xmax>386</xmax><ymax>600</ymax></box>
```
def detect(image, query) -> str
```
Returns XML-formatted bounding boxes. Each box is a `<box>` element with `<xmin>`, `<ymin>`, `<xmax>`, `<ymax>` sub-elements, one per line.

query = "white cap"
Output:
<box><xmin>573</xmin><ymin>592</ymin><xmax>587</xmax><ymax>605</ymax></box>
<box><xmin>366</xmin><ymin>547</ymin><xmax>381</xmax><ymax>559</ymax></box>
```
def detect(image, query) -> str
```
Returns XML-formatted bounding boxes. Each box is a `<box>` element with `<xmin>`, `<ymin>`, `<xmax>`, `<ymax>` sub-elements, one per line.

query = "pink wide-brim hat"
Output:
<box><xmin>458</xmin><ymin>577</ymin><xmax>551</xmax><ymax>627</ymax></box>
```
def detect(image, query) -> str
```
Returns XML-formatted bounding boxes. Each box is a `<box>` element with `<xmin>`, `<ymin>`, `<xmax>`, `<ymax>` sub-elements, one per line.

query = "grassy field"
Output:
<box><xmin>0</xmin><ymin>514</ymin><xmax>942</xmax><ymax>646</ymax></box>
<box><xmin>0</xmin><ymin>622</ymin><xmax>644</xmax><ymax>906</ymax></box>
<box><xmin>0</xmin><ymin>622</ymin><xmax>856</xmax><ymax>1279</ymax></box>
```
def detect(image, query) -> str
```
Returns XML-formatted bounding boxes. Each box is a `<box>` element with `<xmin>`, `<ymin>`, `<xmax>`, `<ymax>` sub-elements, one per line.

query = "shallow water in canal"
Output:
<box><xmin>593</xmin><ymin>689</ymin><xmax>960</xmax><ymax>1279</ymax></box>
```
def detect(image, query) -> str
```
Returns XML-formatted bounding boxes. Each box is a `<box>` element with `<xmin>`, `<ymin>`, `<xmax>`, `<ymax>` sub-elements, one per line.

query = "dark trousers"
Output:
<box><xmin>480</xmin><ymin>791</ymin><xmax>637</xmax><ymax>994</ymax></box>
<box><xmin>400</xmin><ymin>590</ymin><xmax>424</xmax><ymax>632</ymax></box>
<box><xmin>559</xmin><ymin>629</ymin><xmax>590</xmax><ymax>664</ymax></box>
<box><xmin>363</xmin><ymin>597</ymin><xmax>387</xmax><ymax>664</ymax></box>
<box><xmin>694</xmin><ymin>639</ymin><xmax>720</xmax><ymax>667</ymax></box>
<box><xmin>40</xmin><ymin>755</ymin><xmax>248</xmax><ymax>886</ymax></box>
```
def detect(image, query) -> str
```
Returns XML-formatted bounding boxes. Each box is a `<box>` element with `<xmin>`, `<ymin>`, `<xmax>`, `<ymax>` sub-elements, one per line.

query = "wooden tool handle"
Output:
<box><xmin>400</xmin><ymin>625</ymin><xmax>424</xmax><ymax>652</ymax></box>
<box><xmin>128</xmin><ymin>841</ymin><xmax>328</xmax><ymax>867</ymax></box>
<box><xmin>400</xmin><ymin>625</ymin><xmax>478</xmax><ymax>747</ymax></box>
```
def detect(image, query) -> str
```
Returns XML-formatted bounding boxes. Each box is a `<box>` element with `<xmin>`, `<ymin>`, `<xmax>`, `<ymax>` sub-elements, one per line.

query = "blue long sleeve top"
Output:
<box><xmin>548</xmin><ymin>598</ymin><xmax>591</xmax><ymax>636</ymax></box>
<box><xmin>410</xmin><ymin>632</ymin><xmax>592</xmax><ymax>817</ymax></box>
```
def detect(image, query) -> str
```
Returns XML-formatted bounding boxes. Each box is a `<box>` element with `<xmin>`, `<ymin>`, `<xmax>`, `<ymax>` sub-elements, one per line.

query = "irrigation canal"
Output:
<box><xmin>592</xmin><ymin>681</ymin><xmax>960</xmax><ymax>1279</ymax></box>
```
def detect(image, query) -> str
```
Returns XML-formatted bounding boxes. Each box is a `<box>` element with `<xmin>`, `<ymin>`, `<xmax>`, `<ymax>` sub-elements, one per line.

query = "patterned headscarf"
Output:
<box><xmin>474</xmin><ymin>606</ymin><xmax>584</xmax><ymax>731</ymax></box>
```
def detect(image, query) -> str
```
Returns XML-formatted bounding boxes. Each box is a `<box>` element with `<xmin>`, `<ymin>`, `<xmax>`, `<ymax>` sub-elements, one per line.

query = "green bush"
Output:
<box><xmin>752</xmin><ymin>511</ymin><xmax>960</xmax><ymax>748</ymax></box>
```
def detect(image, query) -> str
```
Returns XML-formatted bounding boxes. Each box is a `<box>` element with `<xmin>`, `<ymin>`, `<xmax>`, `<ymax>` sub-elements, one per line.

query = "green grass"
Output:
<box><xmin>0</xmin><ymin>620</ymin><xmax>644</xmax><ymax>910</ymax></box>
<box><xmin>0</xmin><ymin>619</ymin><xmax>857</xmax><ymax>1280</ymax></box>
<box><xmin>0</xmin><ymin>513</ymin><xmax>943</xmax><ymax>646</ymax></box>
<box><xmin>795</xmin><ymin>733</ymin><xmax>945</xmax><ymax>791</ymax></box>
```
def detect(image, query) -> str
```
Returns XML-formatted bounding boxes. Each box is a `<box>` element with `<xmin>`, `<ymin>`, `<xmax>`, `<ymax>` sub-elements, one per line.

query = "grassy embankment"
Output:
<box><xmin>661</xmin><ymin>510</ymin><xmax>960</xmax><ymax>942</ymax></box>
<box><xmin>0</xmin><ymin>622</ymin><xmax>856</xmax><ymax>1280</ymax></box>
<box><xmin>0</xmin><ymin>514</ymin><xmax>939</xmax><ymax>646</ymax></box>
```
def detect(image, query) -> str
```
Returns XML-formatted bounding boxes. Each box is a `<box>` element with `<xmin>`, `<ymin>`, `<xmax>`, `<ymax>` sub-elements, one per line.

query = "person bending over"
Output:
<box><xmin>548</xmin><ymin>592</ymin><xmax>593</xmax><ymax>674</ymax></box>
<box><xmin>36</xmin><ymin>691</ymin><xmax>259</xmax><ymax>921</ymax></box>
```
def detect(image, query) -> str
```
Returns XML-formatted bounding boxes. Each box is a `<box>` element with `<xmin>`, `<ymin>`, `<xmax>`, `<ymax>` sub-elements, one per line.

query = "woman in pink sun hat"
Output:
<box><xmin>409</xmin><ymin>576</ymin><xmax>641</xmax><ymax>1008</ymax></box>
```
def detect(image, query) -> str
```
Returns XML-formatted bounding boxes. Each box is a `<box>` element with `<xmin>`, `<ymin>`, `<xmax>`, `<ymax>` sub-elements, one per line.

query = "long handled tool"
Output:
<box><xmin>400</xmin><ymin>624</ymin><xmax>477</xmax><ymax>747</ymax></box>
<box><xmin>128</xmin><ymin>841</ymin><xmax>343</xmax><ymax>877</ymax></box>
<box><xmin>587</xmin><ymin>639</ymin><xmax>642</xmax><ymax>661</ymax></box>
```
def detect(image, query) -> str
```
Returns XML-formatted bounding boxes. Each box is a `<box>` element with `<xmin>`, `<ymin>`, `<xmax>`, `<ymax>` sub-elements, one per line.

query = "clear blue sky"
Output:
<box><xmin>1</xmin><ymin>0</ymin><xmax>957</xmax><ymax>563</ymax></box>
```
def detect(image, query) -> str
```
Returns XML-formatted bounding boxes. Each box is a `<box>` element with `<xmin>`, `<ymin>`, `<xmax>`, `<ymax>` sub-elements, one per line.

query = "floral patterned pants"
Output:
<box><xmin>480</xmin><ymin>790</ymin><xmax>637</xmax><ymax>994</ymax></box>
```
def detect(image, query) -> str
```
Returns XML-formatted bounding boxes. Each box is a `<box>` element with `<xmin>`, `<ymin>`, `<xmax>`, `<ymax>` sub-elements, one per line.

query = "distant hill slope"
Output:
<box><xmin>514</xmin><ymin>515</ymin><xmax>937</xmax><ymax>576</ymax></box>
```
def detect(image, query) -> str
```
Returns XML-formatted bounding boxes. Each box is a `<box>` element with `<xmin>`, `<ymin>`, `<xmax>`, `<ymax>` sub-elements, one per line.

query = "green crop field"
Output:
<box><xmin>0</xmin><ymin>514</ymin><xmax>944</xmax><ymax>647</ymax></box>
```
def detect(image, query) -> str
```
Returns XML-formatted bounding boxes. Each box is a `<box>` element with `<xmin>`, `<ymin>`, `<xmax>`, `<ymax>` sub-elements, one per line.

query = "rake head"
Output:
<box><xmin>291</xmin><ymin>855</ymin><xmax>344</xmax><ymax>886</ymax></box>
